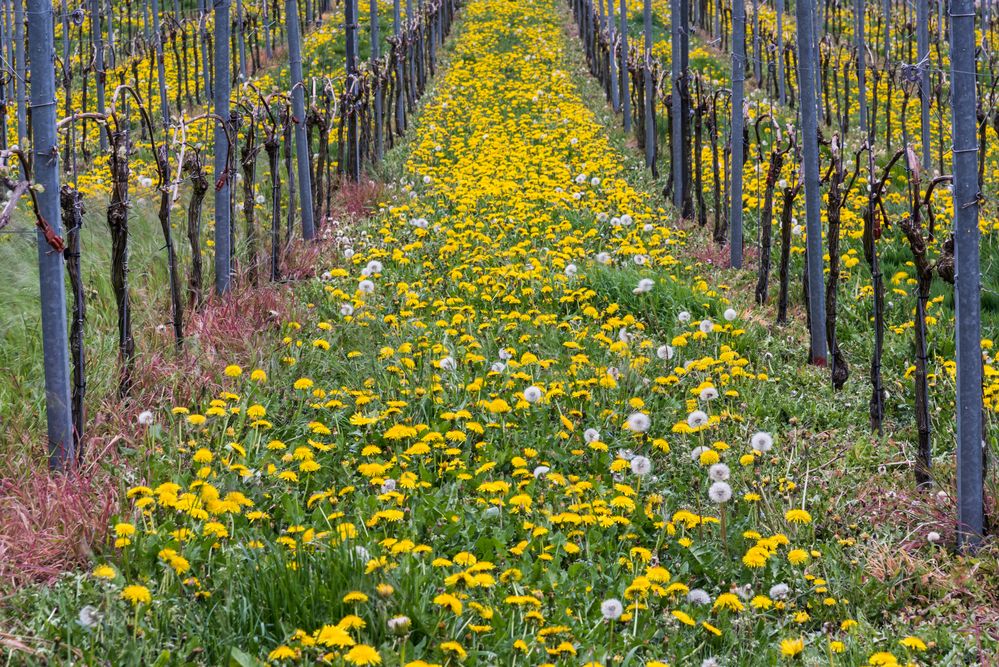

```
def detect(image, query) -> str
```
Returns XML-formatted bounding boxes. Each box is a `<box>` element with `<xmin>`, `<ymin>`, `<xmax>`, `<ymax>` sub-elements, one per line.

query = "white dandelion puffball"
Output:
<box><xmin>353</xmin><ymin>545</ymin><xmax>371</xmax><ymax>562</ymax></box>
<box><xmin>678</xmin><ymin>310</ymin><xmax>692</xmax><ymax>323</ymax></box>
<box><xmin>483</xmin><ymin>506</ymin><xmax>501</xmax><ymax>518</ymax></box>
<box><xmin>708</xmin><ymin>481</ymin><xmax>733</xmax><ymax>503</ymax></box>
<box><xmin>498</xmin><ymin>348</ymin><xmax>512</xmax><ymax>360</ymax></box>
<box><xmin>533</xmin><ymin>465</ymin><xmax>550</xmax><ymax>478</ymax></box>
<box><xmin>633</xmin><ymin>278</ymin><xmax>655</xmax><ymax>294</ymax></box>
<box><xmin>643</xmin><ymin>223</ymin><xmax>654</xmax><ymax>232</ymax></box>
<box><xmin>620</xmin><ymin>214</ymin><xmax>633</xmax><ymax>226</ymax></box>
<box><xmin>78</xmin><ymin>605</ymin><xmax>102</xmax><ymax>629</ymax></box>
<box><xmin>769</xmin><ymin>583</ymin><xmax>789</xmax><ymax>599</ymax></box>
<box><xmin>708</xmin><ymin>463</ymin><xmax>730</xmax><ymax>482</ymax></box>
<box><xmin>927</xmin><ymin>531</ymin><xmax>941</xmax><ymax>543</ymax></box>
<box><xmin>411</xmin><ymin>217</ymin><xmax>429</xmax><ymax>229</ymax></box>
<box><xmin>523</xmin><ymin>386</ymin><xmax>544</xmax><ymax>404</ymax></box>
<box><xmin>365</xmin><ymin>260</ymin><xmax>383</xmax><ymax>274</ymax></box>
<box><xmin>358</xmin><ymin>279</ymin><xmax>375</xmax><ymax>294</ymax></box>
<box><xmin>565</xmin><ymin>263</ymin><xmax>578</xmax><ymax>277</ymax></box>
<box><xmin>600</xmin><ymin>598</ymin><xmax>624</xmax><ymax>620</ymax></box>
<box><xmin>570</xmin><ymin>136</ymin><xmax>578</xmax><ymax>145</ymax></box>
<box><xmin>344</xmin><ymin>248</ymin><xmax>355</xmax><ymax>260</ymax></box>
<box><xmin>575</xmin><ymin>173</ymin><xmax>587</xmax><ymax>184</ymax></box>
<box><xmin>724</xmin><ymin>308</ymin><xmax>738</xmax><ymax>321</ymax></box>
<box><xmin>687</xmin><ymin>588</ymin><xmax>711</xmax><ymax>605</ymax></box>
<box><xmin>139</xmin><ymin>176</ymin><xmax>153</xmax><ymax>188</ymax></box>
<box><xmin>594</xmin><ymin>250</ymin><xmax>610</xmax><ymax>264</ymax></box>
<box><xmin>596</xmin><ymin>212</ymin><xmax>609</xmax><ymax>222</ymax></box>
<box><xmin>422</xmin><ymin>175</ymin><xmax>432</xmax><ymax>185</ymax></box>
<box><xmin>490</xmin><ymin>362</ymin><xmax>506</xmax><ymax>373</ymax></box>
<box><xmin>656</xmin><ymin>344</ymin><xmax>675</xmax><ymax>360</ymax></box>
<box><xmin>699</xmin><ymin>318</ymin><xmax>714</xmax><ymax>334</ymax></box>
<box><xmin>630</xmin><ymin>455</ymin><xmax>652</xmax><ymax>476</ymax></box>
<box><xmin>750</xmin><ymin>431</ymin><xmax>773</xmax><ymax>453</ymax></box>
<box><xmin>699</xmin><ymin>386</ymin><xmax>719</xmax><ymax>401</ymax></box>
<box><xmin>439</xmin><ymin>356</ymin><xmax>457</xmax><ymax>371</ymax></box>
<box><xmin>633</xmin><ymin>254</ymin><xmax>648</xmax><ymax>266</ymax></box>
<box><xmin>572</xmin><ymin>192</ymin><xmax>582</xmax><ymax>201</ymax></box>
<box><xmin>687</xmin><ymin>410</ymin><xmax>709</xmax><ymax>428</ymax></box>
<box><xmin>340</xmin><ymin>303</ymin><xmax>355</xmax><ymax>316</ymax></box>
<box><xmin>380</xmin><ymin>478</ymin><xmax>397</xmax><ymax>494</ymax></box>
<box><xmin>626</xmin><ymin>412</ymin><xmax>651</xmax><ymax>433</ymax></box>
<box><xmin>137</xmin><ymin>410</ymin><xmax>154</xmax><ymax>426</ymax></box>
<box><xmin>591</xmin><ymin>176</ymin><xmax>601</xmax><ymax>187</ymax></box>
<box><xmin>584</xmin><ymin>428</ymin><xmax>601</xmax><ymax>443</ymax></box>
<box><xmin>690</xmin><ymin>445</ymin><xmax>709</xmax><ymax>462</ymax></box>
<box><xmin>255</xmin><ymin>194</ymin><xmax>266</xmax><ymax>205</ymax></box>
<box><xmin>611</xmin><ymin>216</ymin><xmax>622</xmax><ymax>227</ymax></box>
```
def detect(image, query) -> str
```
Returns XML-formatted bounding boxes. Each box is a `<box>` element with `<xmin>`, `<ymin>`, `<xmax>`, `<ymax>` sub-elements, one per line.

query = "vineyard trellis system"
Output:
<box><xmin>1</xmin><ymin>0</ymin><xmax>460</xmax><ymax>468</ymax></box>
<box><xmin>569</xmin><ymin>0</ymin><xmax>991</xmax><ymax>548</ymax></box>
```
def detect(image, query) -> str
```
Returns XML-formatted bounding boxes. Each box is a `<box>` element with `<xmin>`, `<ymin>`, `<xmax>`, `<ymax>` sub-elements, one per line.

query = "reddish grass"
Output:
<box><xmin>0</xmin><ymin>472</ymin><xmax>118</xmax><ymax>591</ymax></box>
<box><xmin>0</xmin><ymin>268</ymin><xmax>304</xmax><ymax>591</ymax></box>
<box><xmin>1</xmin><ymin>177</ymin><xmax>369</xmax><ymax>590</ymax></box>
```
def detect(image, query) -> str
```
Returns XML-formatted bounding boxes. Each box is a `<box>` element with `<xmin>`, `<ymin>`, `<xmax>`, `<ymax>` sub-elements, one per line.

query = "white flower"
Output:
<box><xmin>927</xmin><ymin>531</ymin><xmax>941</xmax><ymax>543</ymax></box>
<box><xmin>656</xmin><ymin>344</ymin><xmax>674</xmax><ymax>360</ymax></box>
<box><xmin>687</xmin><ymin>410</ymin><xmax>709</xmax><ymax>428</ymax></box>
<box><xmin>678</xmin><ymin>310</ymin><xmax>691</xmax><ymax>323</ymax></box>
<box><xmin>687</xmin><ymin>588</ymin><xmax>711</xmax><ymax>605</ymax></box>
<box><xmin>690</xmin><ymin>445</ymin><xmax>709</xmax><ymax>462</ymax></box>
<box><xmin>380</xmin><ymin>479</ymin><xmax>397</xmax><ymax>494</ymax></box>
<box><xmin>439</xmin><ymin>356</ymin><xmax>457</xmax><ymax>371</ymax></box>
<box><xmin>340</xmin><ymin>303</ymin><xmax>354</xmax><ymax>316</ymax></box>
<box><xmin>137</xmin><ymin>410</ymin><xmax>154</xmax><ymax>426</ymax></box>
<box><xmin>365</xmin><ymin>260</ymin><xmax>383</xmax><ymax>274</ymax></box>
<box><xmin>699</xmin><ymin>318</ymin><xmax>714</xmax><ymax>334</ymax></box>
<box><xmin>584</xmin><ymin>428</ymin><xmax>601</xmax><ymax>443</ymax></box>
<box><xmin>708</xmin><ymin>481</ymin><xmax>732</xmax><ymax>503</ymax></box>
<box><xmin>699</xmin><ymin>386</ymin><xmax>719</xmax><ymax>401</ymax></box>
<box><xmin>523</xmin><ymin>386</ymin><xmax>544</xmax><ymax>403</ymax></box>
<box><xmin>78</xmin><ymin>605</ymin><xmax>102</xmax><ymax>628</ymax></box>
<box><xmin>626</xmin><ymin>412</ymin><xmax>651</xmax><ymax>433</ymax></box>
<box><xmin>533</xmin><ymin>465</ymin><xmax>550</xmax><ymax>478</ymax></box>
<box><xmin>633</xmin><ymin>278</ymin><xmax>655</xmax><ymax>294</ymax></box>
<box><xmin>387</xmin><ymin>615</ymin><xmax>411</xmax><ymax>633</ymax></box>
<box><xmin>708</xmin><ymin>463</ymin><xmax>730</xmax><ymax>482</ymax></box>
<box><xmin>358</xmin><ymin>279</ymin><xmax>375</xmax><ymax>294</ymax></box>
<box><xmin>630</xmin><ymin>455</ymin><xmax>652</xmax><ymax>476</ymax></box>
<box><xmin>769</xmin><ymin>583</ymin><xmax>789</xmax><ymax>599</ymax></box>
<box><xmin>750</xmin><ymin>431</ymin><xmax>773</xmax><ymax>453</ymax></box>
<box><xmin>565</xmin><ymin>263</ymin><xmax>578</xmax><ymax>277</ymax></box>
<box><xmin>724</xmin><ymin>308</ymin><xmax>738</xmax><ymax>321</ymax></box>
<box><xmin>600</xmin><ymin>598</ymin><xmax>623</xmax><ymax>620</ymax></box>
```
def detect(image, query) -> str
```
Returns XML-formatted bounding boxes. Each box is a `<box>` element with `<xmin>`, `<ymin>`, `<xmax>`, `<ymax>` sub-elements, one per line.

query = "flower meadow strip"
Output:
<box><xmin>14</xmin><ymin>0</ymin><xmax>973</xmax><ymax>664</ymax></box>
